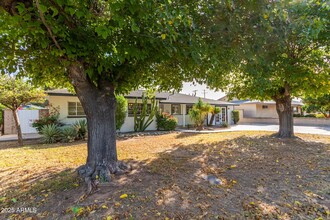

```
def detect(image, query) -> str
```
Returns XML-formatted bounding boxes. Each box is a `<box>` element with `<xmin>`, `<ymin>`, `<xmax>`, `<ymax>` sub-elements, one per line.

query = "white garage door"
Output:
<box><xmin>18</xmin><ymin>110</ymin><xmax>39</xmax><ymax>134</ymax></box>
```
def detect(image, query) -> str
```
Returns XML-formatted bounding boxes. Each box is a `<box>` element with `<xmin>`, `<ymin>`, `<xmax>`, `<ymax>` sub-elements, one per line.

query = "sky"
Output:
<box><xmin>179</xmin><ymin>82</ymin><xmax>226</xmax><ymax>100</ymax></box>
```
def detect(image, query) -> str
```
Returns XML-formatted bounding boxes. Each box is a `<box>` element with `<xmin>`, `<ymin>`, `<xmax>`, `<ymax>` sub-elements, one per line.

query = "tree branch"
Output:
<box><xmin>34</xmin><ymin>0</ymin><xmax>62</xmax><ymax>50</ymax></box>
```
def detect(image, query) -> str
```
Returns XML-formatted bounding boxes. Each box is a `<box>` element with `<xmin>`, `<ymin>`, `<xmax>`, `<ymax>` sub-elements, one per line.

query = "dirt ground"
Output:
<box><xmin>0</xmin><ymin>131</ymin><xmax>329</xmax><ymax>219</ymax></box>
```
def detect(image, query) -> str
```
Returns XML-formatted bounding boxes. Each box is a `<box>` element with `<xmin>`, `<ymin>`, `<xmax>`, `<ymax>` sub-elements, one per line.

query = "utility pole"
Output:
<box><xmin>203</xmin><ymin>89</ymin><xmax>207</xmax><ymax>98</ymax></box>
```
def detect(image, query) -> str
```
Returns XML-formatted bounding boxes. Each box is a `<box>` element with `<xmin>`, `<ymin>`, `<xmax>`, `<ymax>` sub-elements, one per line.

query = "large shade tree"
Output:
<box><xmin>206</xmin><ymin>0</ymin><xmax>330</xmax><ymax>138</ymax></box>
<box><xmin>0</xmin><ymin>0</ymin><xmax>217</xmax><ymax>193</ymax></box>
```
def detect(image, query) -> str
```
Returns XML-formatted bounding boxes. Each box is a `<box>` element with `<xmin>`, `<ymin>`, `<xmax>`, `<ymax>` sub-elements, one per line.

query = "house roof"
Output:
<box><xmin>230</xmin><ymin>99</ymin><xmax>303</xmax><ymax>106</ymax></box>
<box><xmin>46</xmin><ymin>89</ymin><xmax>236</xmax><ymax>106</ymax></box>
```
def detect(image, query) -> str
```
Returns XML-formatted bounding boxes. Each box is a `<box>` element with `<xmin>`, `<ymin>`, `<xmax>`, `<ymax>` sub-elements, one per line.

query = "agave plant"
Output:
<box><xmin>41</xmin><ymin>124</ymin><xmax>61</xmax><ymax>144</ymax></box>
<box><xmin>73</xmin><ymin>119</ymin><xmax>88</xmax><ymax>140</ymax></box>
<box><xmin>60</xmin><ymin>126</ymin><xmax>77</xmax><ymax>143</ymax></box>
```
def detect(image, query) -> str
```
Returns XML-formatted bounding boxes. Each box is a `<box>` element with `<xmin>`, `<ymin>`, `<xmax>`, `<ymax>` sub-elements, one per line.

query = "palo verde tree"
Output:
<box><xmin>206</xmin><ymin>0</ymin><xmax>330</xmax><ymax>138</ymax></box>
<box><xmin>0</xmin><ymin>75</ymin><xmax>44</xmax><ymax>146</ymax></box>
<box><xmin>0</xmin><ymin>0</ymin><xmax>215</xmax><ymax>193</ymax></box>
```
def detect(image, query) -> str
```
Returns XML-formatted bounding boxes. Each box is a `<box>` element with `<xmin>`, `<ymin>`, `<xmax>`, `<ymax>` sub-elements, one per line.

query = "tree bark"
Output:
<box><xmin>67</xmin><ymin>63</ymin><xmax>131</xmax><ymax>194</ymax></box>
<box><xmin>12</xmin><ymin>109</ymin><xmax>23</xmax><ymax>146</ymax></box>
<box><xmin>274</xmin><ymin>95</ymin><xmax>294</xmax><ymax>138</ymax></box>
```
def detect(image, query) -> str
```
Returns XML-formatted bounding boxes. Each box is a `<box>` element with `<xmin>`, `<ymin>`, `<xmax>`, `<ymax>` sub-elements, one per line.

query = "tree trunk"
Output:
<box><xmin>68</xmin><ymin>64</ymin><xmax>131</xmax><ymax>194</ymax></box>
<box><xmin>12</xmin><ymin>109</ymin><xmax>23</xmax><ymax>146</ymax></box>
<box><xmin>274</xmin><ymin>95</ymin><xmax>294</xmax><ymax>138</ymax></box>
<box><xmin>209</xmin><ymin>113</ymin><xmax>215</xmax><ymax>126</ymax></box>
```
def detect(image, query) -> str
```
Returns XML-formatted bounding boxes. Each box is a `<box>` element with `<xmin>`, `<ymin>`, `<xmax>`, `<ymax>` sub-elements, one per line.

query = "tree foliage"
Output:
<box><xmin>206</xmin><ymin>0</ymin><xmax>330</xmax><ymax>137</ymax></box>
<box><xmin>302</xmin><ymin>94</ymin><xmax>330</xmax><ymax>117</ymax></box>
<box><xmin>0</xmin><ymin>75</ymin><xmax>44</xmax><ymax>145</ymax></box>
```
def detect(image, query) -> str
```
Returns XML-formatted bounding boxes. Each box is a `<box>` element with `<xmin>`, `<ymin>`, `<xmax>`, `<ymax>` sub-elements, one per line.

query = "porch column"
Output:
<box><xmin>182</xmin><ymin>104</ymin><xmax>186</xmax><ymax>127</ymax></box>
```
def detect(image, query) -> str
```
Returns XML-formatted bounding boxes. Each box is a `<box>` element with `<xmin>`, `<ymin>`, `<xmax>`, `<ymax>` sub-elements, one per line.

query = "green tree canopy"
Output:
<box><xmin>0</xmin><ymin>0</ymin><xmax>218</xmax><ymax>193</ymax></box>
<box><xmin>206</xmin><ymin>0</ymin><xmax>330</xmax><ymax>137</ymax></box>
<box><xmin>302</xmin><ymin>94</ymin><xmax>330</xmax><ymax>117</ymax></box>
<box><xmin>0</xmin><ymin>75</ymin><xmax>45</xmax><ymax>145</ymax></box>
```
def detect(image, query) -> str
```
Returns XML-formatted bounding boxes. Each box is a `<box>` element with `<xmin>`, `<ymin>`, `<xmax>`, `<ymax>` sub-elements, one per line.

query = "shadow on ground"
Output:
<box><xmin>1</xmin><ymin>133</ymin><xmax>329</xmax><ymax>219</ymax></box>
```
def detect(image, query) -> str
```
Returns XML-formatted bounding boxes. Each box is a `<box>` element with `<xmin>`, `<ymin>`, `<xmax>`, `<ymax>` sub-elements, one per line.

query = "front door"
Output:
<box><xmin>215</xmin><ymin>107</ymin><xmax>227</xmax><ymax>125</ymax></box>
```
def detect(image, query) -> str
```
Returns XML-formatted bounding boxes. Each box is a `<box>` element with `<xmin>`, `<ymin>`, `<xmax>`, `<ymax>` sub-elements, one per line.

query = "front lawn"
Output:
<box><xmin>0</xmin><ymin>131</ymin><xmax>329</xmax><ymax>219</ymax></box>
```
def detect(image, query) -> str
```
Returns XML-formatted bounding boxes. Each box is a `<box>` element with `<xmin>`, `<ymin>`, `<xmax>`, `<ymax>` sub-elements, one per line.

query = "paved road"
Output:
<box><xmin>179</xmin><ymin>124</ymin><xmax>330</xmax><ymax>136</ymax></box>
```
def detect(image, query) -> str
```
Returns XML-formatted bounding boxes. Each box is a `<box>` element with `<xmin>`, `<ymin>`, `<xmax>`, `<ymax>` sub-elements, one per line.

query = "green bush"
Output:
<box><xmin>156</xmin><ymin>112</ymin><xmax>178</xmax><ymax>131</ymax></box>
<box><xmin>220</xmin><ymin>122</ymin><xmax>229</xmax><ymax>128</ymax></box>
<box><xmin>231</xmin><ymin>110</ymin><xmax>240</xmax><ymax>124</ymax></box>
<box><xmin>188</xmin><ymin>98</ymin><xmax>211</xmax><ymax>130</ymax></box>
<box><xmin>315</xmin><ymin>113</ymin><xmax>326</xmax><ymax>118</ymax></box>
<box><xmin>32</xmin><ymin>108</ymin><xmax>63</xmax><ymax>133</ymax></box>
<box><xmin>60</xmin><ymin>126</ymin><xmax>77</xmax><ymax>143</ymax></box>
<box><xmin>41</xmin><ymin>124</ymin><xmax>61</xmax><ymax>144</ymax></box>
<box><xmin>116</xmin><ymin>95</ymin><xmax>127</xmax><ymax>131</ymax></box>
<box><xmin>73</xmin><ymin>119</ymin><xmax>88</xmax><ymax>140</ymax></box>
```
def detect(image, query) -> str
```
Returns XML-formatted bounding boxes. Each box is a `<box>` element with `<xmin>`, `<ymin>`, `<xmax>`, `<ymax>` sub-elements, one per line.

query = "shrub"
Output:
<box><xmin>60</xmin><ymin>126</ymin><xmax>77</xmax><ymax>143</ymax></box>
<box><xmin>32</xmin><ymin>107</ymin><xmax>63</xmax><ymax>133</ymax></box>
<box><xmin>315</xmin><ymin>113</ymin><xmax>326</xmax><ymax>118</ymax></box>
<box><xmin>156</xmin><ymin>112</ymin><xmax>178</xmax><ymax>131</ymax></box>
<box><xmin>41</xmin><ymin>124</ymin><xmax>61</xmax><ymax>144</ymax></box>
<box><xmin>189</xmin><ymin>98</ymin><xmax>211</xmax><ymax>130</ymax></box>
<box><xmin>73</xmin><ymin>119</ymin><xmax>88</xmax><ymax>140</ymax></box>
<box><xmin>220</xmin><ymin>122</ymin><xmax>229</xmax><ymax>128</ymax></box>
<box><xmin>231</xmin><ymin>110</ymin><xmax>240</xmax><ymax>124</ymax></box>
<box><xmin>116</xmin><ymin>95</ymin><xmax>127</xmax><ymax>131</ymax></box>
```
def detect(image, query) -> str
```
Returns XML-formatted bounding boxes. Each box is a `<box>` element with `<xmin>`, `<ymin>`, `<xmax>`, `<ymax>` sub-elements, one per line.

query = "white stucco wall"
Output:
<box><xmin>235</xmin><ymin>104</ymin><xmax>257</xmax><ymax>118</ymax></box>
<box><xmin>227</xmin><ymin>106</ymin><xmax>233</xmax><ymax>125</ymax></box>
<box><xmin>256</xmin><ymin>104</ymin><xmax>278</xmax><ymax>118</ymax></box>
<box><xmin>47</xmin><ymin>95</ymin><xmax>84</xmax><ymax>125</ymax></box>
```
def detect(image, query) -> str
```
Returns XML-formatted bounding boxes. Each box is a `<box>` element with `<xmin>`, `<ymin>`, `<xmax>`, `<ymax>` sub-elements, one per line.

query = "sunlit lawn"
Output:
<box><xmin>0</xmin><ymin>131</ymin><xmax>329</xmax><ymax>219</ymax></box>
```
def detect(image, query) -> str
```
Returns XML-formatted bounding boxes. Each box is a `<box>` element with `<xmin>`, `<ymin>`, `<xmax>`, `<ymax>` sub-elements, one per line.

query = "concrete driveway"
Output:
<box><xmin>179</xmin><ymin>124</ymin><xmax>330</xmax><ymax>136</ymax></box>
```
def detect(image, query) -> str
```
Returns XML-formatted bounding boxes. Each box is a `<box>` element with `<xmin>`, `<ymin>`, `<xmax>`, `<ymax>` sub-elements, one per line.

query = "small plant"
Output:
<box><xmin>32</xmin><ymin>106</ymin><xmax>63</xmax><ymax>133</ymax></box>
<box><xmin>73</xmin><ymin>119</ymin><xmax>88</xmax><ymax>140</ymax></box>
<box><xmin>156</xmin><ymin>112</ymin><xmax>178</xmax><ymax>131</ymax></box>
<box><xmin>231</xmin><ymin>110</ymin><xmax>240</xmax><ymax>124</ymax></box>
<box><xmin>315</xmin><ymin>113</ymin><xmax>326</xmax><ymax>118</ymax></box>
<box><xmin>133</xmin><ymin>93</ymin><xmax>158</xmax><ymax>132</ymax></box>
<box><xmin>60</xmin><ymin>126</ymin><xmax>77</xmax><ymax>143</ymax></box>
<box><xmin>220</xmin><ymin>122</ymin><xmax>229</xmax><ymax>128</ymax></box>
<box><xmin>41</xmin><ymin>124</ymin><xmax>61</xmax><ymax>144</ymax></box>
<box><xmin>189</xmin><ymin>98</ymin><xmax>211</xmax><ymax>130</ymax></box>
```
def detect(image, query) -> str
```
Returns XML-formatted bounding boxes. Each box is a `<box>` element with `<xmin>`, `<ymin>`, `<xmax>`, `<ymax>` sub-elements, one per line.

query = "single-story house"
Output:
<box><xmin>47</xmin><ymin>89</ymin><xmax>237</xmax><ymax>132</ymax></box>
<box><xmin>218</xmin><ymin>96</ymin><xmax>303</xmax><ymax>119</ymax></box>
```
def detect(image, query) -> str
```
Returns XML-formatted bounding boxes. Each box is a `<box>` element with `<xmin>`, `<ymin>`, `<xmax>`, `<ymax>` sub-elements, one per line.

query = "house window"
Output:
<box><xmin>186</xmin><ymin>104</ymin><xmax>193</xmax><ymax>114</ymax></box>
<box><xmin>221</xmin><ymin>107</ymin><xmax>226</xmax><ymax>122</ymax></box>
<box><xmin>262</xmin><ymin>105</ymin><xmax>268</xmax><ymax>109</ymax></box>
<box><xmin>293</xmin><ymin>107</ymin><xmax>298</xmax><ymax>112</ymax></box>
<box><xmin>171</xmin><ymin>104</ymin><xmax>181</xmax><ymax>115</ymax></box>
<box><xmin>68</xmin><ymin>102</ymin><xmax>85</xmax><ymax>117</ymax></box>
<box><xmin>128</xmin><ymin>103</ymin><xmax>152</xmax><ymax>116</ymax></box>
<box><xmin>159</xmin><ymin>104</ymin><xmax>165</xmax><ymax>113</ymax></box>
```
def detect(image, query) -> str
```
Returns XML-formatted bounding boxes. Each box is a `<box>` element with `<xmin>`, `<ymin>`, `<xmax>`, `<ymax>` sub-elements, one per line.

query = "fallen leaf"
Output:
<box><xmin>120</xmin><ymin>194</ymin><xmax>128</xmax><ymax>199</ymax></box>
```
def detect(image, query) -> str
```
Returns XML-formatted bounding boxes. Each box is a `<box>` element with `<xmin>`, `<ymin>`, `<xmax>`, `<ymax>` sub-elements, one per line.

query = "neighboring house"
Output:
<box><xmin>219</xmin><ymin>96</ymin><xmax>303</xmax><ymax>119</ymax></box>
<box><xmin>47</xmin><ymin>89</ymin><xmax>236</xmax><ymax>132</ymax></box>
<box><xmin>2</xmin><ymin>106</ymin><xmax>48</xmax><ymax>135</ymax></box>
